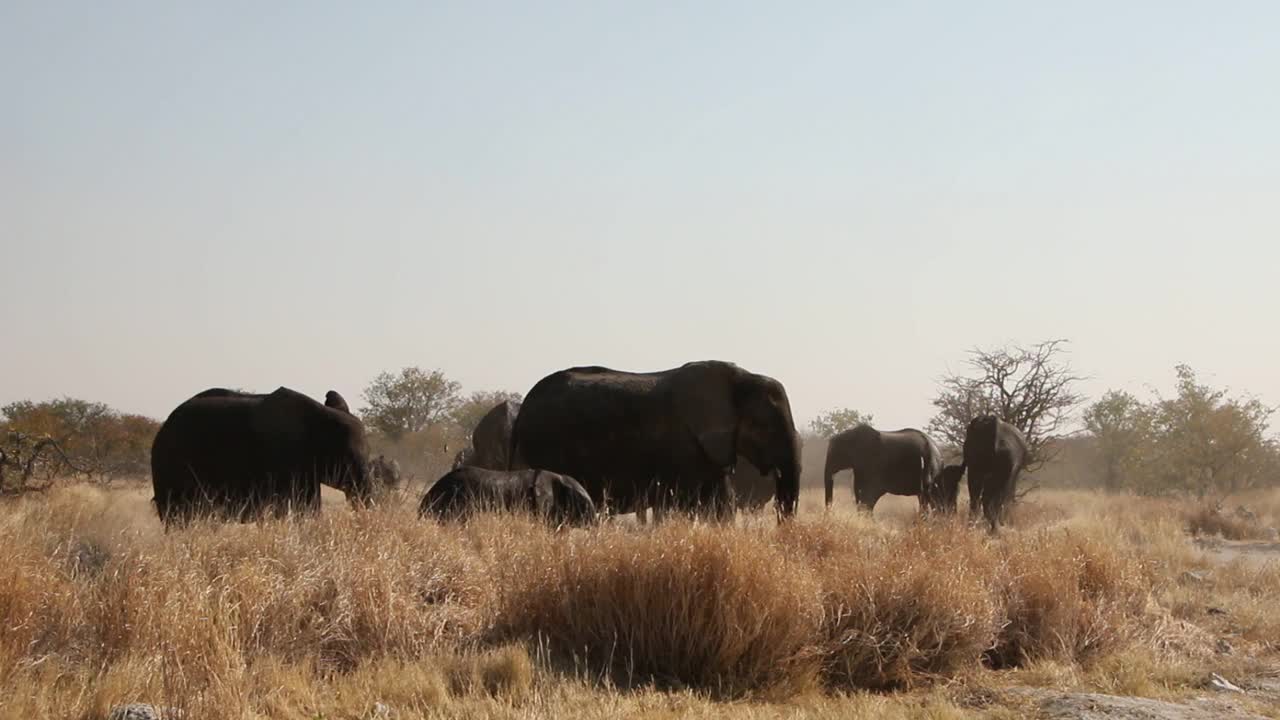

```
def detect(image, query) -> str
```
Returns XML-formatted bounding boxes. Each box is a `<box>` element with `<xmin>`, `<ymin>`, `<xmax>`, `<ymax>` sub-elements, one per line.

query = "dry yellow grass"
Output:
<box><xmin>0</xmin><ymin>484</ymin><xmax>1277</xmax><ymax>719</ymax></box>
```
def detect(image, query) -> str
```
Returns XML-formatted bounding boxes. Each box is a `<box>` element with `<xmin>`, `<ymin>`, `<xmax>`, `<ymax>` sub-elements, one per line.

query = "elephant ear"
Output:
<box><xmin>666</xmin><ymin>363</ymin><xmax>739</xmax><ymax>469</ymax></box>
<box><xmin>251</xmin><ymin>387</ymin><xmax>310</xmax><ymax>452</ymax></box>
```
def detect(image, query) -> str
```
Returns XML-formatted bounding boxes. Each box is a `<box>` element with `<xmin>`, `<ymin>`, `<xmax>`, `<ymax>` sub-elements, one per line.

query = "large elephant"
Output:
<box><xmin>418</xmin><ymin>467</ymin><xmax>597</xmax><ymax>526</ymax></box>
<box><xmin>962</xmin><ymin>415</ymin><xmax>1028</xmax><ymax>531</ymax></box>
<box><xmin>471</xmin><ymin>400</ymin><xmax>520</xmax><ymax>470</ymax></box>
<box><xmin>823</xmin><ymin>424</ymin><xmax>947</xmax><ymax>513</ymax></box>
<box><xmin>150</xmin><ymin>387</ymin><xmax>372</xmax><ymax>526</ymax></box>
<box><xmin>510</xmin><ymin>361</ymin><xmax>801</xmax><ymax>520</ymax></box>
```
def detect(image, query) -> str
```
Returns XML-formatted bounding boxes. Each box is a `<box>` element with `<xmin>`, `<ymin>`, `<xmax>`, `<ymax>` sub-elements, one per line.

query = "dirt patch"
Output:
<box><xmin>1020</xmin><ymin>690</ymin><xmax>1268</xmax><ymax>719</ymax></box>
<box><xmin>1194</xmin><ymin>539</ymin><xmax>1280</xmax><ymax>569</ymax></box>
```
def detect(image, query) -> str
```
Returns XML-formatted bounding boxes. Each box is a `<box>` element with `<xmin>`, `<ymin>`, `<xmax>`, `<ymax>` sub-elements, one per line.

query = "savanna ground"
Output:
<box><xmin>3</xmin><ymin>481</ymin><xmax>1280</xmax><ymax>719</ymax></box>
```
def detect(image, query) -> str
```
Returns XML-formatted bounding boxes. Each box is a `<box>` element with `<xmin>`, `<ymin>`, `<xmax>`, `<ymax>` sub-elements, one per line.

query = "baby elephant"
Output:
<box><xmin>419</xmin><ymin>467</ymin><xmax>598</xmax><ymax>527</ymax></box>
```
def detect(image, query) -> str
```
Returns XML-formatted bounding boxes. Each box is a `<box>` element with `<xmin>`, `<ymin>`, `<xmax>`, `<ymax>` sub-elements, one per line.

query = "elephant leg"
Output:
<box><xmin>852</xmin><ymin>471</ymin><xmax>879</xmax><ymax>513</ymax></box>
<box><xmin>968</xmin><ymin>476</ymin><xmax>983</xmax><ymax>523</ymax></box>
<box><xmin>649</xmin><ymin>475</ymin><xmax>676</xmax><ymax>524</ymax></box>
<box><xmin>864</xmin><ymin>488</ymin><xmax>885</xmax><ymax>513</ymax></box>
<box><xmin>852</xmin><ymin>471</ymin><xmax>865</xmax><ymax>509</ymax></box>
<box><xmin>688</xmin><ymin>472</ymin><xmax>733</xmax><ymax>522</ymax></box>
<box><xmin>633</xmin><ymin>484</ymin><xmax>649</xmax><ymax>524</ymax></box>
<box><xmin>982</xmin><ymin>493</ymin><xmax>1002</xmax><ymax>533</ymax></box>
<box><xmin>712</xmin><ymin>474</ymin><xmax>735</xmax><ymax>522</ymax></box>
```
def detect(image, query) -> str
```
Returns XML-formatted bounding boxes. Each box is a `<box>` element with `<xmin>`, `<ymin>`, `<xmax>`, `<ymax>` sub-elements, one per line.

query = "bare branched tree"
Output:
<box><xmin>928</xmin><ymin>339</ymin><xmax>1085</xmax><ymax>472</ymax></box>
<box><xmin>0</xmin><ymin>431</ymin><xmax>91</xmax><ymax>495</ymax></box>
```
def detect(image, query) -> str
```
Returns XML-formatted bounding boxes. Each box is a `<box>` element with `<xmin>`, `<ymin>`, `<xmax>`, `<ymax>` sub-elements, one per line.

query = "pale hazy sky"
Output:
<box><xmin>3</xmin><ymin>2</ymin><xmax>1278</xmax><ymax>428</ymax></box>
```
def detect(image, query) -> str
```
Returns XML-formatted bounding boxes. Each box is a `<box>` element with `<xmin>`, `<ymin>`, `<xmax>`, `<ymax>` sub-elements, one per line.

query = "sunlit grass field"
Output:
<box><xmin>2</xmin><ymin>483</ymin><xmax>1279</xmax><ymax>718</ymax></box>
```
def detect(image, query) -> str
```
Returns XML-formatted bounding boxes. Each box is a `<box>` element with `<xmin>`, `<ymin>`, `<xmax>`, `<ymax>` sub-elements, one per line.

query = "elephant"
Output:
<box><xmin>324</xmin><ymin>390</ymin><xmax>351</xmax><ymax>414</ymax></box>
<box><xmin>418</xmin><ymin>467</ymin><xmax>597</xmax><ymax>526</ymax></box>
<box><xmin>510</xmin><ymin>361</ymin><xmax>801</xmax><ymax>521</ymax></box>
<box><xmin>471</xmin><ymin>400</ymin><xmax>520</xmax><ymax>470</ymax></box>
<box><xmin>823</xmin><ymin>424</ymin><xmax>948</xmax><ymax>513</ymax></box>
<box><xmin>928</xmin><ymin>464</ymin><xmax>965</xmax><ymax>513</ymax></box>
<box><xmin>150</xmin><ymin>387</ymin><xmax>372</xmax><ymax>526</ymax></box>
<box><xmin>961</xmin><ymin>415</ymin><xmax>1028</xmax><ymax>531</ymax></box>
<box><xmin>368</xmin><ymin>454</ymin><xmax>403</xmax><ymax>498</ymax></box>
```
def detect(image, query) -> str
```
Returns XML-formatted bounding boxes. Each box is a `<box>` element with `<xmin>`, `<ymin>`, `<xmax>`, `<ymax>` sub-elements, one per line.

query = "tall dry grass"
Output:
<box><xmin>0</xmin><ymin>484</ymin><xmax>1275</xmax><ymax>718</ymax></box>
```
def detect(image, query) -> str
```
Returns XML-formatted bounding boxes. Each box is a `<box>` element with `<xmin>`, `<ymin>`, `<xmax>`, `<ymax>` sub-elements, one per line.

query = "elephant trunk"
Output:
<box><xmin>774</xmin><ymin>434</ymin><xmax>801</xmax><ymax>520</ymax></box>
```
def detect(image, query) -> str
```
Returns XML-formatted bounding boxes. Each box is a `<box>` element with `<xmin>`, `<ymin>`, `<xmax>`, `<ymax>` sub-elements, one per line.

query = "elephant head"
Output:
<box><xmin>366</xmin><ymin>454</ymin><xmax>403</xmax><ymax>502</ymax></box>
<box><xmin>823</xmin><ymin>424</ymin><xmax>879</xmax><ymax>506</ymax></box>
<box><xmin>533</xmin><ymin>471</ymin><xmax>598</xmax><ymax>527</ymax></box>
<box><xmin>962</xmin><ymin>415</ymin><xmax>1000</xmax><ymax>464</ymax></box>
<box><xmin>734</xmin><ymin>373</ymin><xmax>802</xmax><ymax>518</ymax></box>
<box><xmin>668</xmin><ymin>362</ymin><xmax>802</xmax><ymax>518</ymax></box>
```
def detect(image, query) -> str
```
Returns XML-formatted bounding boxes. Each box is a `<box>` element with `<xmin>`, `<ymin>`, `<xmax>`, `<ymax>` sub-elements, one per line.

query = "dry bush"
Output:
<box><xmin>780</xmin><ymin>518</ymin><xmax>1003</xmax><ymax>690</ymax></box>
<box><xmin>497</xmin><ymin>521</ymin><xmax>825</xmax><ymax>698</ymax></box>
<box><xmin>1184</xmin><ymin>502</ymin><xmax>1270</xmax><ymax>541</ymax></box>
<box><xmin>986</xmin><ymin>530</ymin><xmax>1152</xmax><ymax>668</ymax></box>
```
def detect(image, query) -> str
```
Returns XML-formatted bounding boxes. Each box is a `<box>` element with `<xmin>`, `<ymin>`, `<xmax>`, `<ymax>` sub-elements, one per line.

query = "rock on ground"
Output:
<box><xmin>107</xmin><ymin>704</ymin><xmax>183</xmax><ymax>720</ymax></box>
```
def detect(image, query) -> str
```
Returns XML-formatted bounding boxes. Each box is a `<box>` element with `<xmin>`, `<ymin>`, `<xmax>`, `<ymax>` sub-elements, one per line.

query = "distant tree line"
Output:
<box><xmin>1083</xmin><ymin>365</ymin><xmax>1278</xmax><ymax>498</ymax></box>
<box><xmin>4</xmin><ymin>348</ymin><xmax>1276</xmax><ymax>499</ymax></box>
<box><xmin>0</xmin><ymin>399</ymin><xmax>158</xmax><ymax>493</ymax></box>
<box><xmin>813</xmin><ymin>341</ymin><xmax>1278</xmax><ymax>499</ymax></box>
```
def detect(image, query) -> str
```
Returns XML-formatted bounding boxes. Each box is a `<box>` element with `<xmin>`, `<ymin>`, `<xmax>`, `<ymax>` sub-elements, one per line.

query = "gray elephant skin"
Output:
<box><xmin>471</xmin><ymin>400</ymin><xmax>520</xmax><ymax>469</ymax></box>
<box><xmin>962</xmin><ymin>415</ymin><xmax>1028</xmax><ymax>531</ymax></box>
<box><xmin>636</xmin><ymin>456</ymin><xmax>780</xmax><ymax>522</ymax></box>
<box><xmin>823</xmin><ymin>424</ymin><xmax>948</xmax><ymax>513</ymax></box>
<box><xmin>419</xmin><ymin>467</ymin><xmax>597</xmax><ymax>526</ymax></box>
<box><xmin>150</xmin><ymin>387</ymin><xmax>372</xmax><ymax>526</ymax></box>
<box><xmin>510</xmin><ymin>361</ymin><xmax>801</xmax><ymax>520</ymax></box>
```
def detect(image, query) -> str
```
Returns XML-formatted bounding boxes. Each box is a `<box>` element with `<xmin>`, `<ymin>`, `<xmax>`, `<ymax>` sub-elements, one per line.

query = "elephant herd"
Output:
<box><xmin>149</xmin><ymin>360</ymin><xmax>1029</xmax><ymax>531</ymax></box>
<box><xmin>821</xmin><ymin>417</ymin><xmax>1029</xmax><ymax>530</ymax></box>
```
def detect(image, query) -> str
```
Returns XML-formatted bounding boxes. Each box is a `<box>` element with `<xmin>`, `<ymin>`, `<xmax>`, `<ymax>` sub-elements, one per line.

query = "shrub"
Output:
<box><xmin>779</xmin><ymin>519</ymin><xmax>1002</xmax><ymax>690</ymax></box>
<box><xmin>499</xmin><ymin>522</ymin><xmax>824</xmax><ymax>698</ymax></box>
<box><xmin>988</xmin><ymin>531</ymin><xmax>1150</xmax><ymax>667</ymax></box>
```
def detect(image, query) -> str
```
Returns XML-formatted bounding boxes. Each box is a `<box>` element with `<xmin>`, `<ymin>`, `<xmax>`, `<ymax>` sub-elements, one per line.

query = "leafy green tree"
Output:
<box><xmin>1149</xmin><ymin>365</ymin><xmax>1275</xmax><ymax>497</ymax></box>
<box><xmin>809</xmin><ymin>408</ymin><xmax>874</xmax><ymax>439</ymax></box>
<box><xmin>360</xmin><ymin>367</ymin><xmax>462</xmax><ymax>439</ymax></box>
<box><xmin>1083</xmin><ymin>366</ymin><xmax>1278</xmax><ymax>497</ymax></box>
<box><xmin>1082</xmin><ymin>390</ymin><xmax>1152</xmax><ymax>491</ymax></box>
